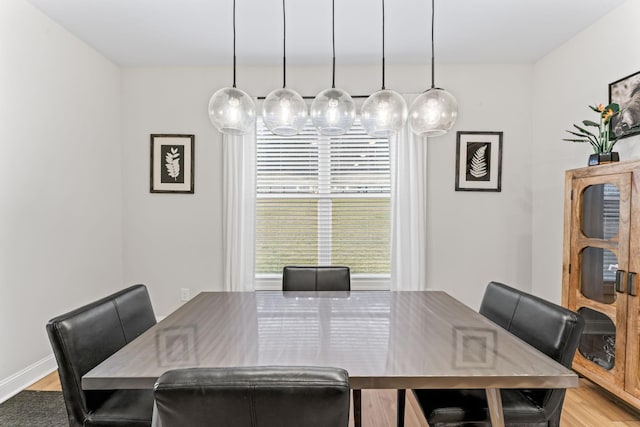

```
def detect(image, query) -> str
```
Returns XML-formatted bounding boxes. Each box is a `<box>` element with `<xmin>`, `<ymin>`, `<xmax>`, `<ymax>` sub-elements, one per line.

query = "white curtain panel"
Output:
<box><xmin>390</xmin><ymin>95</ymin><xmax>428</xmax><ymax>290</ymax></box>
<box><xmin>222</xmin><ymin>129</ymin><xmax>256</xmax><ymax>292</ymax></box>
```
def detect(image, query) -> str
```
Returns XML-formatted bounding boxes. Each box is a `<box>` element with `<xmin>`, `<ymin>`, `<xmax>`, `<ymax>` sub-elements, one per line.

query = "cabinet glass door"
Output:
<box><xmin>569</xmin><ymin>174</ymin><xmax>631</xmax><ymax>390</ymax></box>
<box><xmin>580</xmin><ymin>246</ymin><xmax>618</xmax><ymax>304</ymax></box>
<box><xmin>581</xmin><ymin>183</ymin><xmax>620</xmax><ymax>240</ymax></box>
<box><xmin>578</xmin><ymin>307</ymin><xmax>616</xmax><ymax>370</ymax></box>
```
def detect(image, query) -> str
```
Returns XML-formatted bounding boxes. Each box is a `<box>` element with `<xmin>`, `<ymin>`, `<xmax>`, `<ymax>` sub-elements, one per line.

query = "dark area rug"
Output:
<box><xmin>0</xmin><ymin>390</ymin><xmax>67</xmax><ymax>426</ymax></box>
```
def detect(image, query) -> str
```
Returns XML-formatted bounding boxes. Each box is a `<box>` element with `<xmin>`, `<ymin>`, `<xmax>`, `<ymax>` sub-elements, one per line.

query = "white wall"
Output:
<box><xmin>425</xmin><ymin>65</ymin><xmax>533</xmax><ymax>308</ymax></box>
<box><xmin>121</xmin><ymin>67</ymin><xmax>224</xmax><ymax>316</ymax></box>
<box><xmin>0</xmin><ymin>0</ymin><xmax>123</xmax><ymax>398</ymax></box>
<box><xmin>532</xmin><ymin>0</ymin><xmax>640</xmax><ymax>302</ymax></box>
<box><xmin>121</xmin><ymin>63</ymin><xmax>533</xmax><ymax>314</ymax></box>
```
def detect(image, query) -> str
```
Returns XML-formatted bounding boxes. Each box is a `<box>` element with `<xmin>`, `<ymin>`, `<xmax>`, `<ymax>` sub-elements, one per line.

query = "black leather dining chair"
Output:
<box><xmin>281</xmin><ymin>265</ymin><xmax>359</xmax><ymax>424</ymax></box>
<box><xmin>46</xmin><ymin>284</ymin><xmax>157</xmax><ymax>427</ymax></box>
<box><xmin>153</xmin><ymin>366</ymin><xmax>351</xmax><ymax>427</ymax></box>
<box><xmin>282</xmin><ymin>265</ymin><xmax>351</xmax><ymax>291</ymax></box>
<box><xmin>412</xmin><ymin>281</ymin><xmax>585</xmax><ymax>427</ymax></box>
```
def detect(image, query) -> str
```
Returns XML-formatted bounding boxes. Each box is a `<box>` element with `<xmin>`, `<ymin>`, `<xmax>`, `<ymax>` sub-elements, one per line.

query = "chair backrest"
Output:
<box><xmin>154</xmin><ymin>366</ymin><xmax>351</xmax><ymax>427</ymax></box>
<box><xmin>46</xmin><ymin>284</ymin><xmax>156</xmax><ymax>426</ymax></box>
<box><xmin>479</xmin><ymin>281</ymin><xmax>584</xmax><ymax>421</ymax></box>
<box><xmin>282</xmin><ymin>266</ymin><xmax>351</xmax><ymax>291</ymax></box>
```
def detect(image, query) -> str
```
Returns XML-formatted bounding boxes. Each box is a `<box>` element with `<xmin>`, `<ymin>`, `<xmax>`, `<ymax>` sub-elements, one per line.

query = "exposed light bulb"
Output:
<box><xmin>408</xmin><ymin>88</ymin><xmax>457</xmax><ymax>137</ymax></box>
<box><xmin>310</xmin><ymin>88</ymin><xmax>355</xmax><ymax>136</ymax></box>
<box><xmin>409</xmin><ymin>0</ymin><xmax>459</xmax><ymax>137</ymax></box>
<box><xmin>361</xmin><ymin>90</ymin><xmax>407</xmax><ymax>137</ymax></box>
<box><xmin>262</xmin><ymin>88</ymin><xmax>307</xmax><ymax>136</ymax></box>
<box><xmin>208</xmin><ymin>87</ymin><xmax>256</xmax><ymax>136</ymax></box>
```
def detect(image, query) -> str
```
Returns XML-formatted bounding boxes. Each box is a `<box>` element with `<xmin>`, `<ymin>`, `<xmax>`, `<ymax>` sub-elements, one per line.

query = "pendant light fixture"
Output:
<box><xmin>310</xmin><ymin>0</ymin><xmax>355</xmax><ymax>136</ymax></box>
<box><xmin>361</xmin><ymin>0</ymin><xmax>407</xmax><ymax>138</ymax></box>
<box><xmin>208</xmin><ymin>0</ymin><xmax>256</xmax><ymax>135</ymax></box>
<box><xmin>262</xmin><ymin>0</ymin><xmax>307</xmax><ymax>136</ymax></box>
<box><xmin>408</xmin><ymin>0</ymin><xmax>458</xmax><ymax>137</ymax></box>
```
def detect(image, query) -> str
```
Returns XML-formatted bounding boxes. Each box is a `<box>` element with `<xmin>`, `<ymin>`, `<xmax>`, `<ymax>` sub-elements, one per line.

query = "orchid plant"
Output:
<box><xmin>563</xmin><ymin>103</ymin><xmax>629</xmax><ymax>153</ymax></box>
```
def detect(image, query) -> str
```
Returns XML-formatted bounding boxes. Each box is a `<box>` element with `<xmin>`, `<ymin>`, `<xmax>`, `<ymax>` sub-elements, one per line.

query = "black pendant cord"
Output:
<box><xmin>232</xmin><ymin>0</ymin><xmax>237</xmax><ymax>88</ymax></box>
<box><xmin>381</xmin><ymin>0</ymin><xmax>386</xmax><ymax>90</ymax></box>
<box><xmin>331</xmin><ymin>0</ymin><xmax>336</xmax><ymax>89</ymax></box>
<box><xmin>282</xmin><ymin>0</ymin><xmax>287</xmax><ymax>88</ymax></box>
<box><xmin>430</xmin><ymin>0</ymin><xmax>435</xmax><ymax>89</ymax></box>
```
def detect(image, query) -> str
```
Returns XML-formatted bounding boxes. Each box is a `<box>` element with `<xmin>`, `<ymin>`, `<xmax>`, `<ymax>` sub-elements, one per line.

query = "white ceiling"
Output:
<box><xmin>25</xmin><ymin>0</ymin><xmax>627</xmax><ymax>66</ymax></box>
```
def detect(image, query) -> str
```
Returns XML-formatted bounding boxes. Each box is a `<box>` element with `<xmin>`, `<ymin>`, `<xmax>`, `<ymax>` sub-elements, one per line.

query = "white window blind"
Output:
<box><xmin>602</xmin><ymin>184</ymin><xmax>620</xmax><ymax>282</ymax></box>
<box><xmin>255</xmin><ymin>119</ymin><xmax>390</xmax><ymax>278</ymax></box>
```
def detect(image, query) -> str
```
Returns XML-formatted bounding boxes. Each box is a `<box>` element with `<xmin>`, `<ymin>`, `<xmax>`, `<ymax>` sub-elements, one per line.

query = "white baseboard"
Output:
<box><xmin>0</xmin><ymin>354</ymin><xmax>57</xmax><ymax>404</ymax></box>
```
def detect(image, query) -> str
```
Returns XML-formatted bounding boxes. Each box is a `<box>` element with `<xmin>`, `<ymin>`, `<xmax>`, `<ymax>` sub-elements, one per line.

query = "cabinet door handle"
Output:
<box><xmin>616</xmin><ymin>270</ymin><xmax>626</xmax><ymax>293</ymax></box>
<box><xmin>628</xmin><ymin>272</ymin><xmax>637</xmax><ymax>296</ymax></box>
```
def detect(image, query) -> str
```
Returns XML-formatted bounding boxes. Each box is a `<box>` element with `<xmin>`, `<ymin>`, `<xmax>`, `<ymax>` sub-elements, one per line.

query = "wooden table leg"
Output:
<box><xmin>353</xmin><ymin>389</ymin><xmax>361</xmax><ymax>427</ymax></box>
<box><xmin>397</xmin><ymin>389</ymin><xmax>406</xmax><ymax>427</ymax></box>
<box><xmin>486</xmin><ymin>388</ymin><xmax>505</xmax><ymax>427</ymax></box>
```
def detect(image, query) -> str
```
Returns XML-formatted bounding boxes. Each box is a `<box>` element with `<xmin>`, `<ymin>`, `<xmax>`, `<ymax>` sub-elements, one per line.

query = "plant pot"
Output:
<box><xmin>588</xmin><ymin>152</ymin><xmax>619</xmax><ymax>166</ymax></box>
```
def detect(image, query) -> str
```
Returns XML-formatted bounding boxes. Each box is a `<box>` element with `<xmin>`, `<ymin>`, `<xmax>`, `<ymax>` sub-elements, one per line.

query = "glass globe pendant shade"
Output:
<box><xmin>262</xmin><ymin>88</ymin><xmax>308</xmax><ymax>136</ymax></box>
<box><xmin>361</xmin><ymin>90</ymin><xmax>408</xmax><ymax>137</ymax></box>
<box><xmin>208</xmin><ymin>87</ymin><xmax>256</xmax><ymax>136</ymax></box>
<box><xmin>408</xmin><ymin>88</ymin><xmax>458</xmax><ymax>137</ymax></box>
<box><xmin>310</xmin><ymin>88</ymin><xmax>356</xmax><ymax>136</ymax></box>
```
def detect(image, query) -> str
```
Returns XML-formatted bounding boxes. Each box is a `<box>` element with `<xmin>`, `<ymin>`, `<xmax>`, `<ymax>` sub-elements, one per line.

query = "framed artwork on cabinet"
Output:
<box><xmin>150</xmin><ymin>134</ymin><xmax>195</xmax><ymax>193</ymax></box>
<box><xmin>609</xmin><ymin>70</ymin><xmax>640</xmax><ymax>140</ymax></box>
<box><xmin>455</xmin><ymin>131</ymin><xmax>503</xmax><ymax>192</ymax></box>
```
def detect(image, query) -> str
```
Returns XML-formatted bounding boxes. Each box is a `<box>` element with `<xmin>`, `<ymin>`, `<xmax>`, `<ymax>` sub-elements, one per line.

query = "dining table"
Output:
<box><xmin>82</xmin><ymin>290</ymin><xmax>578</xmax><ymax>427</ymax></box>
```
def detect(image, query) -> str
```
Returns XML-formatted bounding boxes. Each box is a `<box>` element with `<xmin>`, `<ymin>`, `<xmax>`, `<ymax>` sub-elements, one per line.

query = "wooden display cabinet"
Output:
<box><xmin>562</xmin><ymin>159</ymin><xmax>640</xmax><ymax>409</ymax></box>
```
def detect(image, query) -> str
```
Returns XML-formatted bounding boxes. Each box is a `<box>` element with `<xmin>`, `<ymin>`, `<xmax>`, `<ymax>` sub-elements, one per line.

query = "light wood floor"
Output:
<box><xmin>28</xmin><ymin>371</ymin><xmax>640</xmax><ymax>426</ymax></box>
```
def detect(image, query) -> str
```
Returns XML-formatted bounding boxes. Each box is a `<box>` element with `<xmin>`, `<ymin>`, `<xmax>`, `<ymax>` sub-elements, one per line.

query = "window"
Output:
<box><xmin>255</xmin><ymin>118</ymin><xmax>391</xmax><ymax>287</ymax></box>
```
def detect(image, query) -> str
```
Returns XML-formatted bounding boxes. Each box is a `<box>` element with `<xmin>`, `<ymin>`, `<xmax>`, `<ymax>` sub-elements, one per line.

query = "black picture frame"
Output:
<box><xmin>455</xmin><ymin>131</ymin><xmax>503</xmax><ymax>192</ymax></box>
<box><xmin>609</xmin><ymin>70</ymin><xmax>640</xmax><ymax>140</ymax></box>
<box><xmin>150</xmin><ymin>134</ymin><xmax>195</xmax><ymax>194</ymax></box>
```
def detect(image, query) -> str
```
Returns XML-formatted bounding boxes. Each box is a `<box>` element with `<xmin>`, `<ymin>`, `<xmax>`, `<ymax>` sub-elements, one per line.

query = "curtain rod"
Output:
<box><xmin>257</xmin><ymin>94</ymin><xmax>370</xmax><ymax>100</ymax></box>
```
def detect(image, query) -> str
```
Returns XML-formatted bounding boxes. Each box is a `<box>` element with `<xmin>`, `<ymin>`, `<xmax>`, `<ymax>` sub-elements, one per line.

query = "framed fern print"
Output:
<box><xmin>150</xmin><ymin>134</ymin><xmax>195</xmax><ymax>193</ymax></box>
<box><xmin>455</xmin><ymin>131</ymin><xmax>503</xmax><ymax>192</ymax></box>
